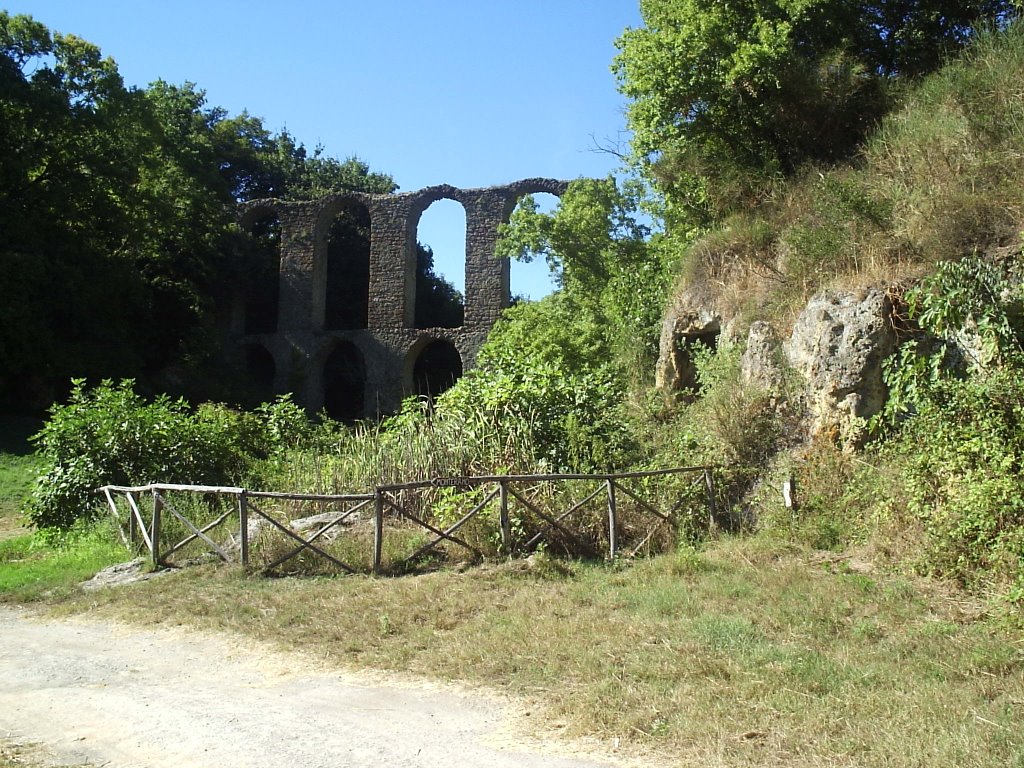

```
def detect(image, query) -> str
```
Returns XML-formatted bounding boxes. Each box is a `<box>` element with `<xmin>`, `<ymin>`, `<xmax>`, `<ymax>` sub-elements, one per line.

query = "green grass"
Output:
<box><xmin>0</xmin><ymin>412</ymin><xmax>43</xmax><ymax>537</ymax></box>
<box><xmin>0</xmin><ymin>416</ymin><xmax>122</xmax><ymax>601</ymax></box>
<box><xmin>46</xmin><ymin>536</ymin><xmax>1024</xmax><ymax>767</ymax></box>
<box><xmin>0</xmin><ymin>452</ymin><xmax>41</xmax><ymax>532</ymax></box>
<box><xmin>0</xmin><ymin>523</ymin><xmax>130</xmax><ymax>602</ymax></box>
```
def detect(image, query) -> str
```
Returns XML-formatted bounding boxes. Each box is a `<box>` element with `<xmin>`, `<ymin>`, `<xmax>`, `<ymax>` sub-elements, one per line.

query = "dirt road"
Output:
<box><xmin>0</xmin><ymin>607</ymin><xmax>624</xmax><ymax>768</ymax></box>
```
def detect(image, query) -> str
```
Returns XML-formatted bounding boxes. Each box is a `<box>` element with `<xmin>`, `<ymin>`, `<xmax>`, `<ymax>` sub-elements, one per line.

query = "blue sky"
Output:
<box><xmin>15</xmin><ymin>1</ymin><xmax>642</xmax><ymax>299</ymax></box>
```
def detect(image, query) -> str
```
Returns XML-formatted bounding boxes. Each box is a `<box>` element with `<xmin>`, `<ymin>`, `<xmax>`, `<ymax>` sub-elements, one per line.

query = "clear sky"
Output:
<box><xmin>14</xmin><ymin>1</ymin><xmax>643</xmax><ymax>299</ymax></box>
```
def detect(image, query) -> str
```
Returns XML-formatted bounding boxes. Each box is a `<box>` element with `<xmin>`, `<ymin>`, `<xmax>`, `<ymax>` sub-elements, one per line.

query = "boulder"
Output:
<box><xmin>740</xmin><ymin>321</ymin><xmax>784</xmax><ymax>391</ymax></box>
<box><xmin>783</xmin><ymin>288</ymin><xmax>896</xmax><ymax>442</ymax></box>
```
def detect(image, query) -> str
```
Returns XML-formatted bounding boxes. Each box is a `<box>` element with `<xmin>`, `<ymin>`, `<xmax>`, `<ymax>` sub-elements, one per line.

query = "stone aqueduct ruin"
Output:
<box><xmin>231</xmin><ymin>178</ymin><xmax>568</xmax><ymax>418</ymax></box>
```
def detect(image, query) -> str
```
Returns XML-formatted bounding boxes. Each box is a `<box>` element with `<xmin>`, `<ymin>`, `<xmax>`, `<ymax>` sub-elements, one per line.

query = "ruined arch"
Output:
<box><xmin>407</xmin><ymin>338</ymin><xmax>463</xmax><ymax>401</ymax></box>
<box><xmin>504</xmin><ymin>189</ymin><xmax>564</xmax><ymax>301</ymax></box>
<box><xmin>241</xmin><ymin>207</ymin><xmax>282</xmax><ymax>335</ymax></box>
<box><xmin>233</xmin><ymin>179</ymin><xmax>570</xmax><ymax>417</ymax></box>
<box><xmin>410</xmin><ymin>195</ymin><xmax>466</xmax><ymax>329</ymax></box>
<box><xmin>323</xmin><ymin>340</ymin><xmax>366</xmax><ymax>422</ymax></box>
<box><xmin>318</xmin><ymin>196</ymin><xmax>372</xmax><ymax>331</ymax></box>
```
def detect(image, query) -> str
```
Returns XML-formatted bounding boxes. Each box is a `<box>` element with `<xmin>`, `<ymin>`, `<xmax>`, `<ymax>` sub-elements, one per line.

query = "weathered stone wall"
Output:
<box><xmin>235</xmin><ymin>178</ymin><xmax>569</xmax><ymax>416</ymax></box>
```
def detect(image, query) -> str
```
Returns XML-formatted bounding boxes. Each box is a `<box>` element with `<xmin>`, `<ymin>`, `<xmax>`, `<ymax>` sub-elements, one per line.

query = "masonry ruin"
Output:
<box><xmin>231</xmin><ymin>178</ymin><xmax>569</xmax><ymax>418</ymax></box>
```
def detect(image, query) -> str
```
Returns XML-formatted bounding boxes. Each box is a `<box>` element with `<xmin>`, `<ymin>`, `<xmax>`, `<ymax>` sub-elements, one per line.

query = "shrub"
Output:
<box><xmin>873</xmin><ymin>253</ymin><xmax>1024</xmax><ymax>594</ymax></box>
<box><xmin>27</xmin><ymin>380</ymin><xmax>302</xmax><ymax>529</ymax></box>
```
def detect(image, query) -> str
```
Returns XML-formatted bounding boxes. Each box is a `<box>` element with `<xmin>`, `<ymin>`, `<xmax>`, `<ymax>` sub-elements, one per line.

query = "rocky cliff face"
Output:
<box><xmin>655</xmin><ymin>284</ymin><xmax>722</xmax><ymax>397</ymax></box>
<box><xmin>658</xmin><ymin>285</ymin><xmax>897</xmax><ymax>445</ymax></box>
<box><xmin>783</xmin><ymin>288</ymin><xmax>896</xmax><ymax>442</ymax></box>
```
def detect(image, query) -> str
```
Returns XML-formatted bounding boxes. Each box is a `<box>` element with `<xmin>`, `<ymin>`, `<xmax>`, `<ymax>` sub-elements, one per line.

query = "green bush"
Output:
<box><xmin>873</xmin><ymin>254</ymin><xmax>1024</xmax><ymax>595</ymax></box>
<box><xmin>27</xmin><ymin>380</ymin><xmax>305</xmax><ymax>530</ymax></box>
<box><xmin>888</xmin><ymin>371</ymin><xmax>1024</xmax><ymax>590</ymax></box>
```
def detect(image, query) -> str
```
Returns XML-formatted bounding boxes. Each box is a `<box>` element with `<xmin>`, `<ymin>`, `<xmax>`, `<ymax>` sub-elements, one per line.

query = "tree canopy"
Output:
<box><xmin>0</xmin><ymin>12</ymin><xmax>401</xmax><ymax>408</ymax></box>
<box><xmin>614</xmin><ymin>0</ymin><xmax>1019</xmax><ymax>228</ymax></box>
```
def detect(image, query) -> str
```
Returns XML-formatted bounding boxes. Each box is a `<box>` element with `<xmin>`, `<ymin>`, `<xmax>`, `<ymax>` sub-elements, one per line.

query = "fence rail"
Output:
<box><xmin>99</xmin><ymin>466</ymin><xmax>719</xmax><ymax>575</ymax></box>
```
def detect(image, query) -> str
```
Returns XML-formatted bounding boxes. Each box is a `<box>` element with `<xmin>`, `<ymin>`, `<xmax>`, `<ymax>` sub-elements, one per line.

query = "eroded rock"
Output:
<box><xmin>656</xmin><ymin>285</ymin><xmax>721</xmax><ymax>395</ymax></box>
<box><xmin>741</xmin><ymin>321</ymin><xmax>784</xmax><ymax>391</ymax></box>
<box><xmin>81</xmin><ymin>558</ymin><xmax>171</xmax><ymax>590</ymax></box>
<box><xmin>783</xmin><ymin>288</ymin><xmax>896</xmax><ymax>443</ymax></box>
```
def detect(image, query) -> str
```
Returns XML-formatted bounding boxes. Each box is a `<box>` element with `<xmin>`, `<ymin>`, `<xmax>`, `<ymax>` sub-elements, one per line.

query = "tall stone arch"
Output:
<box><xmin>233</xmin><ymin>178</ymin><xmax>570</xmax><ymax>417</ymax></box>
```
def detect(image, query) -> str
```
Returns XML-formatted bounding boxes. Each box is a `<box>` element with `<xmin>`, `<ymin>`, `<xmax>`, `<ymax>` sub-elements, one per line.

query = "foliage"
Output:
<box><xmin>440</xmin><ymin>356</ymin><xmax>636</xmax><ymax>475</ymax></box>
<box><xmin>659</xmin><ymin>21</ymin><xmax>1024</xmax><ymax>332</ymax></box>
<box><xmin>879</xmin><ymin>256</ymin><xmax>1024</xmax><ymax>427</ymax></box>
<box><xmin>0</xmin><ymin>13</ymin><xmax>396</xmax><ymax>408</ymax></box>
<box><xmin>27</xmin><ymin>380</ymin><xmax>306</xmax><ymax>530</ymax></box>
<box><xmin>497</xmin><ymin>178</ymin><xmax>669</xmax><ymax>385</ymax></box>
<box><xmin>889</xmin><ymin>370</ymin><xmax>1024</xmax><ymax>591</ymax></box>
<box><xmin>613</xmin><ymin>0</ymin><xmax>1017</xmax><ymax>229</ymax></box>
<box><xmin>863</xmin><ymin>255</ymin><xmax>1024</xmax><ymax>594</ymax></box>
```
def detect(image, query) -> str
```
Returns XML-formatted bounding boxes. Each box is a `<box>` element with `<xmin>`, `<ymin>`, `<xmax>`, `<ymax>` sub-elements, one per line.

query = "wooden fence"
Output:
<box><xmin>99</xmin><ymin>466</ymin><xmax>718</xmax><ymax>574</ymax></box>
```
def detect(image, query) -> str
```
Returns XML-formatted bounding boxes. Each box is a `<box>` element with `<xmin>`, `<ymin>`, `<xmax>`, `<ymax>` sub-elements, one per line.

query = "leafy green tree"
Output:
<box><xmin>0</xmin><ymin>13</ymin><xmax>399</xmax><ymax>408</ymax></box>
<box><xmin>614</xmin><ymin>0</ymin><xmax>1018</xmax><ymax>228</ymax></box>
<box><xmin>497</xmin><ymin>178</ymin><xmax>665</xmax><ymax>379</ymax></box>
<box><xmin>0</xmin><ymin>12</ymin><xmax>156</xmax><ymax>403</ymax></box>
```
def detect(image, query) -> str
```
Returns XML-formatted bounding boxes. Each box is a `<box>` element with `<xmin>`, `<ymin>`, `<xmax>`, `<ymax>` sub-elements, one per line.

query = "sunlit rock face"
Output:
<box><xmin>657</xmin><ymin>281</ymin><xmax>896</xmax><ymax>448</ymax></box>
<box><xmin>783</xmin><ymin>288</ymin><xmax>896</xmax><ymax>444</ymax></box>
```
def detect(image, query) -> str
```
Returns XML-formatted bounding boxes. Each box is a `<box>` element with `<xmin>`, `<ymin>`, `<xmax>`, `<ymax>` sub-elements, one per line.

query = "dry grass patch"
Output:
<box><xmin>0</xmin><ymin>740</ymin><xmax>91</xmax><ymax>768</ymax></box>
<box><xmin>54</xmin><ymin>536</ymin><xmax>1024</xmax><ymax>767</ymax></box>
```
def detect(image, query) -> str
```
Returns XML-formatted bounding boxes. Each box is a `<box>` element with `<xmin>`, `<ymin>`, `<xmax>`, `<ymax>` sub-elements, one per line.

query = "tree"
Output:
<box><xmin>496</xmin><ymin>178</ymin><xmax>665</xmax><ymax>379</ymax></box>
<box><xmin>414</xmin><ymin>245</ymin><xmax>464</xmax><ymax>328</ymax></box>
<box><xmin>0</xmin><ymin>13</ymin><xmax>400</xmax><ymax>408</ymax></box>
<box><xmin>613</xmin><ymin>0</ymin><xmax>1018</xmax><ymax>228</ymax></box>
<box><xmin>0</xmin><ymin>12</ymin><xmax>156</xmax><ymax>403</ymax></box>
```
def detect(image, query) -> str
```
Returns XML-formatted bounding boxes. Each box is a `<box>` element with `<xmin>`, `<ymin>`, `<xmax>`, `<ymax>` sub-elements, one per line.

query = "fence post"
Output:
<box><xmin>704</xmin><ymin>468</ymin><xmax>717</xmax><ymax>531</ymax></box>
<box><xmin>498</xmin><ymin>480</ymin><xmax>511</xmax><ymax>554</ymax></box>
<box><xmin>373</xmin><ymin>489</ymin><xmax>384</xmax><ymax>574</ymax></box>
<box><xmin>606</xmin><ymin>479</ymin><xmax>617</xmax><ymax>560</ymax></box>
<box><xmin>126</xmin><ymin>491</ymin><xmax>138</xmax><ymax>544</ymax></box>
<box><xmin>151</xmin><ymin>490</ymin><xmax>163</xmax><ymax>566</ymax></box>
<box><xmin>239</xmin><ymin>490</ymin><xmax>249</xmax><ymax>567</ymax></box>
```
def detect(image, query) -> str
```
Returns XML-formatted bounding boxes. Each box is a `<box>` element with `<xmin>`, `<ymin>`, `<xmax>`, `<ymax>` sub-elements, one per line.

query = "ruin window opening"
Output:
<box><xmin>324</xmin><ymin>342</ymin><xmax>366</xmax><ymax>422</ymax></box>
<box><xmin>325</xmin><ymin>201</ymin><xmax>371</xmax><ymax>330</ymax></box>
<box><xmin>242</xmin><ymin>344</ymin><xmax>276</xmax><ymax>407</ymax></box>
<box><xmin>244</xmin><ymin>214</ymin><xmax>281</xmax><ymax>335</ymax></box>
<box><xmin>413</xmin><ymin>199</ymin><xmax>465</xmax><ymax>328</ymax></box>
<box><xmin>507</xmin><ymin>193</ymin><xmax>562</xmax><ymax>302</ymax></box>
<box><xmin>411</xmin><ymin>340</ymin><xmax>462</xmax><ymax>402</ymax></box>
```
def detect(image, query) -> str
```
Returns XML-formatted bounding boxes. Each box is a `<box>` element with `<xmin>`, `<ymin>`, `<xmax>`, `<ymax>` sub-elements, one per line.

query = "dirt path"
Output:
<box><xmin>0</xmin><ymin>607</ymin><xmax>626</xmax><ymax>768</ymax></box>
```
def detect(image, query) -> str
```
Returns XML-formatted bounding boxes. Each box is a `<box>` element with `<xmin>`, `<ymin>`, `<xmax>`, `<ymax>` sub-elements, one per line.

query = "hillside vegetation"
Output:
<box><xmin>3</xmin><ymin>7</ymin><xmax>1024</xmax><ymax>764</ymax></box>
<box><xmin>3</xmin><ymin>7</ymin><xmax>1023</xmax><ymax>609</ymax></box>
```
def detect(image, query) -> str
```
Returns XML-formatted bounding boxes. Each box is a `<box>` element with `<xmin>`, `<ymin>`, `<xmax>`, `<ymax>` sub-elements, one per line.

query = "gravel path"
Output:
<box><xmin>0</xmin><ymin>607</ymin><xmax>624</xmax><ymax>768</ymax></box>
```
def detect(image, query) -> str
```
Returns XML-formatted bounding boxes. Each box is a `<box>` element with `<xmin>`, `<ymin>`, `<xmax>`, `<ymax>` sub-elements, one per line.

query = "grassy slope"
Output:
<box><xmin>0</xmin><ymin>414</ymin><xmax>128</xmax><ymax>600</ymax></box>
<box><xmin>0</xmin><ymin>415</ymin><xmax>40</xmax><ymax>542</ymax></box>
<box><xmin>51</xmin><ymin>540</ymin><xmax>1023</xmax><ymax>768</ymax></box>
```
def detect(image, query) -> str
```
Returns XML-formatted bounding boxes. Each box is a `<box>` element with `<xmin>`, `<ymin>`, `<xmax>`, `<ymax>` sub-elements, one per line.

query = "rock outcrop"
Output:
<box><xmin>657</xmin><ymin>283</ymin><xmax>897</xmax><ymax>445</ymax></box>
<box><xmin>655</xmin><ymin>285</ymin><xmax>722</xmax><ymax>395</ymax></box>
<box><xmin>740</xmin><ymin>320</ymin><xmax>784</xmax><ymax>391</ymax></box>
<box><xmin>783</xmin><ymin>288</ymin><xmax>896</xmax><ymax>442</ymax></box>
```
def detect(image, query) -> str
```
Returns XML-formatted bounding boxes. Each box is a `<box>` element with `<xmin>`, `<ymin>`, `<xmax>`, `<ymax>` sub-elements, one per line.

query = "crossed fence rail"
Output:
<box><xmin>99</xmin><ymin>466</ymin><xmax>720</xmax><ymax>574</ymax></box>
